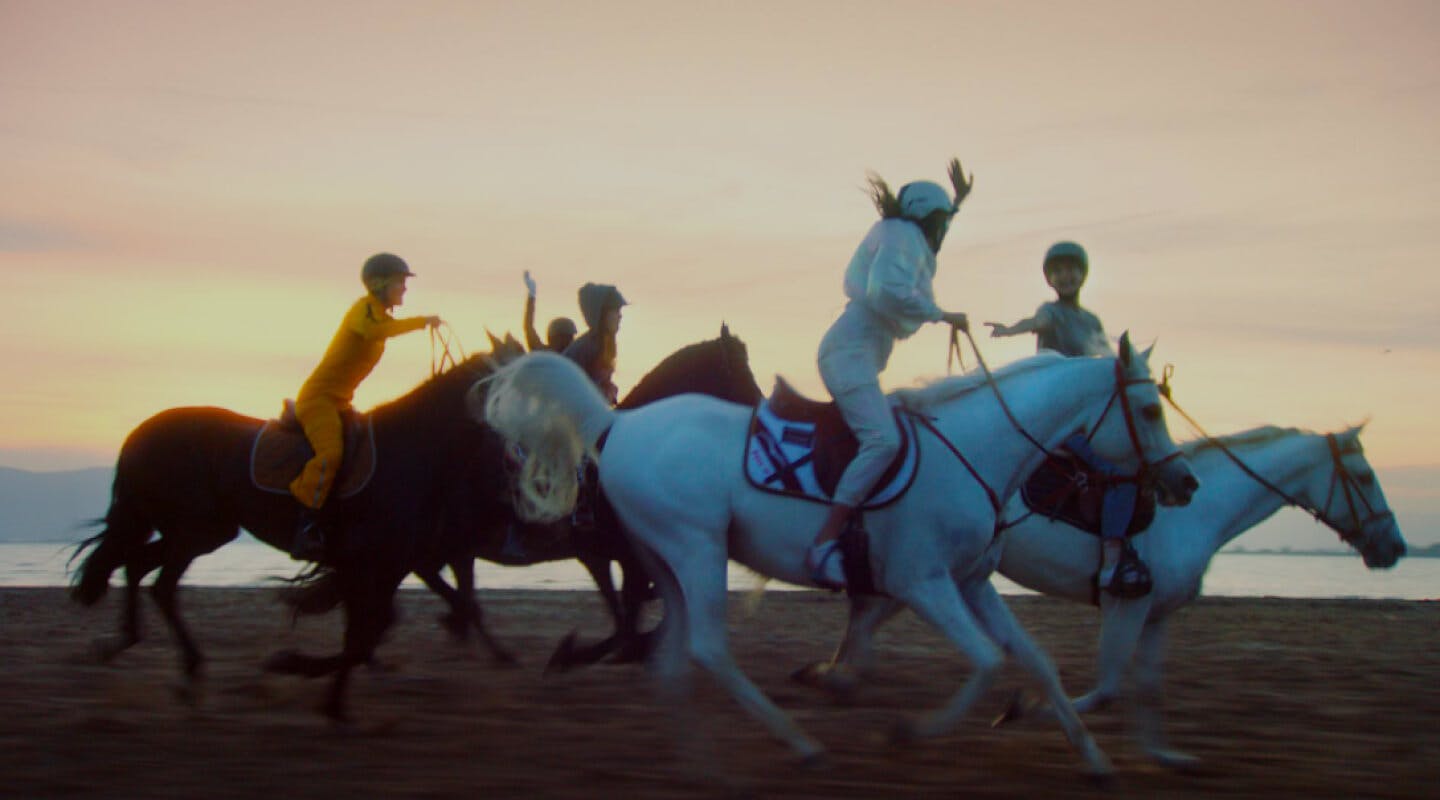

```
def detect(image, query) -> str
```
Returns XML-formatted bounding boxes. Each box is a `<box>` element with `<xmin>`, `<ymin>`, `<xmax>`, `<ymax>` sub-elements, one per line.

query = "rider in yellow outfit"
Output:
<box><xmin>290</xmin><ymin>252</ymin><xmax>440</xmax><ymax>559</ymax></box>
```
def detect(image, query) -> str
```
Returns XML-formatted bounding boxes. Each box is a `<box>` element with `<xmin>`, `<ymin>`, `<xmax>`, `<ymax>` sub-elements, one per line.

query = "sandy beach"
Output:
<box><xmin>3</xmin><ymin>587</ymin><xmax>1435</xmax><ymax>799</ymax></box>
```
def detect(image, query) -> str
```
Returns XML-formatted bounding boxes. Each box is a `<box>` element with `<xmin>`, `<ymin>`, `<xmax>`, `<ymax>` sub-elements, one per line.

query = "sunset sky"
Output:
<box><xmin>3</xmin><ymin>0</ymin><xmax>1437</xmax><ymax>497</ymax></box>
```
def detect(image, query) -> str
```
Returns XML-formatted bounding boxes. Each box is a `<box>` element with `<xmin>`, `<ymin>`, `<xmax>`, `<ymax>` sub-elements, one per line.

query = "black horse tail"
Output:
<box><xmin>69</xmin><ymin>482</ymin><xmax>150</xmax><ymax>607</ymax></box>
<box><xmin>277</xmin><ymin>566</ymin><xmax>343</xmax><ymax>619</ymax></box>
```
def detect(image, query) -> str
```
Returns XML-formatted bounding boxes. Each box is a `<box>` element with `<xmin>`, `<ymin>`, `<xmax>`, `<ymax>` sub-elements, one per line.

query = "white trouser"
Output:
<box><xmin>826</xmin><ymin>380</ymin><xmax>900</xmax><ymax>507</ymax></box>
<box><xmin>818</xmin><ymin>301</ymin><xmax>903</xmax><ymax>507</ymax></box>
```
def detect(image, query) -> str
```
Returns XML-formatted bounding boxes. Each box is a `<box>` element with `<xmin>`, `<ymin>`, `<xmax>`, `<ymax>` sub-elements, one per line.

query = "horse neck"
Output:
<box><xmin>1189</xmin><ymin>430</ymin><xmax>1329</xmax><ymax>552</ymax></box>
<box><xmin>619</xmin><ymin>341</ymin><xmax>758</xmax><ymax>409</ymax></box>
<box><xmin>935</xmin><ymin>357</ymin><xmax>1119</xmax><ymax>499</ymax></box>
<box><xmin>373</xmin><ymin>361</ymin><xmax>486</xmax><ymax>440</ymax></box>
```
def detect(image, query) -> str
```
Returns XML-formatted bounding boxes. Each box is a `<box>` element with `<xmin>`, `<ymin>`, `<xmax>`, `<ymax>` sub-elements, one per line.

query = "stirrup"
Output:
<box><xmin>1102</xmin><ymin>557</ymin><xmax>1152</xmax><ymax>599</ymax></box>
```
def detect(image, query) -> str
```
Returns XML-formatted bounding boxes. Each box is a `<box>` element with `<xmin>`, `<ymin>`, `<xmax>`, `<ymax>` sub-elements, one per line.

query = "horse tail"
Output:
<box><xmin>276</xmin><ymin>566</ymin><xmax>343</xmax><ymax>619</ymax></box>
<box><xmin>471</xmin><ymin>351</ymin><xmax>617</xmax><ymax>524</ymax></box>
<box><xmin>69</xmin><ymin>478</ymin><xmax>150</xmax><ymax>607</ymax></box>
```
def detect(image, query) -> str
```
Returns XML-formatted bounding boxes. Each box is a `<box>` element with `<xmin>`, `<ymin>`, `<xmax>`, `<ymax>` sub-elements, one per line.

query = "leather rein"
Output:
<box><xmin>921</xmin><ymin>327</ymin><xmax>1179</xmax><ymax>518</ymax></box>
<box><xmin>1156</xmin><ymin>365</ymin><xmax>1392</xmax><ymax>548</ymax></box>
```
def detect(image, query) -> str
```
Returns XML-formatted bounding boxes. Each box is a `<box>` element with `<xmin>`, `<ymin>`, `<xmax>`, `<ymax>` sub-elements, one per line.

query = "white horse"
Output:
<box><xmin>480</xmin><ymin>334</ymin><xmax>1199</xmax><ymax>777</ymax></box>
<box><xmin>800</xmin><ymin>423</ymin><xmax>1406</xmax><ymax>768</ymax></box>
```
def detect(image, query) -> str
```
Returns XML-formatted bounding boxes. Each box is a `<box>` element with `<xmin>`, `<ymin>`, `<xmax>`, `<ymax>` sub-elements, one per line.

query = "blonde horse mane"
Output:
<box><xmin>468</xmin><ymin>352</ymin><xmax>616</xmax><ymax>523</ymax></box>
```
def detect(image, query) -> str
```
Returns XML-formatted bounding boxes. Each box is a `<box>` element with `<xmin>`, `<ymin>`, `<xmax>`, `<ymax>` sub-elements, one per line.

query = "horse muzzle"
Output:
<box><xmin>1153</xmin><ymin>458</ymin><xmax>1200</xmax><ymax>507</ymax></box>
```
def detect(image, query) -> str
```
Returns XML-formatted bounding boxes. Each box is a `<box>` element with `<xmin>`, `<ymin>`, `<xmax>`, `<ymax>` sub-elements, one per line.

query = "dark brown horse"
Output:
<box><xmin>71</xmin><ymin>327</ymin><xmax>761</xmax><ymax>719</ymax></box>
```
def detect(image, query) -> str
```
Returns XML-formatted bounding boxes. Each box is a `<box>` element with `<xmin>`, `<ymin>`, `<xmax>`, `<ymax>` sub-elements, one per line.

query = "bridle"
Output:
<box><xmin>923</xmin><ymin>328</ymin><xmax>1181</xmax><ymax>514</ymax></box>
<box><xmin>1158</xmin><ymin>366</ymin><xmax>1392</xmax><ymax>548</ymax></box>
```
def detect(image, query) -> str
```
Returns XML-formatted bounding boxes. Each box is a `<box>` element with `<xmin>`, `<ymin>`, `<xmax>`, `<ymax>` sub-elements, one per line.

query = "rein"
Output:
<box><xmin>1157</xmin><ymin>366</ymin><xmax>1390</xmax><ymax>546</ymax></box>
<box><xmin>429</xmin><ymin>323</ymin><xmax>468</xmax><ymax>377</ymax></box>
<box><xmin>926</xmin><ymin>327</ymin><xmax>1168</xmax><ymax>518</ymax></box>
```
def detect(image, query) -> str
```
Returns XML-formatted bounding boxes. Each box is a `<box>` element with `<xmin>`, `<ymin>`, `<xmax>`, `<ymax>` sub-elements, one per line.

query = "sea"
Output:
<box><xmin>3</xmin><ymin>539</ymin><xmax>1436</xmax><ymax>599</ymax></box>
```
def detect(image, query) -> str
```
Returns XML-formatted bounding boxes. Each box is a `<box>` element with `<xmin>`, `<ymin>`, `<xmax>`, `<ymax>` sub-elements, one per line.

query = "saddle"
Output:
<box><xmin>743</xmin><ymin>377</ymin><xmax>919</xmax><ymax>509</ymax></box>
<box><xmin>1019</xmin><ymin>453</ymin><xmax>1157</xmax><ymax>538</ymax></box>
<box><xmin>250</xmin><ymin>400</ymin><xmax>377</xmax><ymax>500</ymax></box>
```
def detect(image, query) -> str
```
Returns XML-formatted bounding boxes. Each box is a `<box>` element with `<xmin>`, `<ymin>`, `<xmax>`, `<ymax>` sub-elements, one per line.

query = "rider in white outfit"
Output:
<box><xmin>806</xmin><ymin>159</ymin><xmax>974</xmax><ymax>589</ymax></box>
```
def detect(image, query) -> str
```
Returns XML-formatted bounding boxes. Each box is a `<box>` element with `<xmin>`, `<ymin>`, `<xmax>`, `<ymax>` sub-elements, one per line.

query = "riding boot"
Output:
<box><xmin>291</xmin><ymin>507</ymin><xmax>326</xmax><ymax>561</ymax></box>
<box><xmin>805</xmin><ymin>504</ymin><xmax>855</xmax><ymax>591</ymax></box>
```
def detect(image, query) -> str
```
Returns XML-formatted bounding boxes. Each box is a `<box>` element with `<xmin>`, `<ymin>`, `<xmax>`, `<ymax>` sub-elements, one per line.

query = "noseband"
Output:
<box><xmin>1322</xmin><ymin>434</ymin><xmax>1394</xmax><ymax>547</ymax></box>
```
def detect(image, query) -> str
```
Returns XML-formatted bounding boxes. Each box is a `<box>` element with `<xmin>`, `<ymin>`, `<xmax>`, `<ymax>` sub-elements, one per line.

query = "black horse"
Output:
<box><xmin>71</xmin><ymin>327</ymin><xmax>761</xmax><ymax>719</ymax></box>
<box><xmin>410</xmin><ymin>325</ymin><xmax>764</xmax><ymax>670</ymax></box>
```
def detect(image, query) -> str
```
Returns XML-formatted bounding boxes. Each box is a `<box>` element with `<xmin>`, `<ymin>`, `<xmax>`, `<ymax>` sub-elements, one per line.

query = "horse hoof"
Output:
<box><xmin>1153</xmin><ymin>749</ymin><xmax>1203</xmax><ymax>773</ymax></box>
<box><xmin>544</xmin><ymin>631</ymin><xmax>580</xmax><ymax>675</ymax></box>
<box><xmin>797</xmin><ymin>750</ymin><xmax>832</xmax><ymax>771</ymax></box>
<box><xmin>1084</xmin><ymin>768</ymin><xmax>1117</xmax><ymax>789</ymax></box>
<box><xmin>789</xmin><ymin>662</ymin><xmax>824</xmax><ymax>686</ymax></box>
<box><xmin>992</xmin><ymin>688</ymin><xmax>1029</xmax><ymax>727</ymax></box>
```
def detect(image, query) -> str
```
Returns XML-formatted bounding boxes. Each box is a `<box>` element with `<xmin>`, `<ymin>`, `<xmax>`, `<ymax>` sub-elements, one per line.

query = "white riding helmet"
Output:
<box><xmin>897</xmin><ymin>181</ymin><xmax>955</xmax><ymax>221</ymax></box>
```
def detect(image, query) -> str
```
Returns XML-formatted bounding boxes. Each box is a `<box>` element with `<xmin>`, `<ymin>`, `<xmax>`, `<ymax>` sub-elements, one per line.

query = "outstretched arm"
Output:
<box><xmin>986</xmin><ymin>304</ymin><xmax>1053</xmax><ymax>339</ymax></box>
<box><xmin>985</xmin><ymin>316</ymin><xmax>1040</xmax><ymax>338</ymax></box>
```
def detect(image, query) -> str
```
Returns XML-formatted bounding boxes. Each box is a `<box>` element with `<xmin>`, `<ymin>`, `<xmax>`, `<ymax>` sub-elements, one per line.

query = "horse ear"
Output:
<box><xmin>720</xmin><ymin>322</ymin><xmax>731</xmax><ymax>341</ymax></box>
<box><xmin>1141</xmin><ymin>339</ymin><xmax>1156</xmax><ymax>362</ymax></box>
<box><xmin>486</xmin><ymin>329</ymin><xmax>503</xmax><ymax>352</ymax></box>
<box><xmin>1118</xmin><ymin>330</ymin><xmax>1133</xmax><ymax>367</ymax></box>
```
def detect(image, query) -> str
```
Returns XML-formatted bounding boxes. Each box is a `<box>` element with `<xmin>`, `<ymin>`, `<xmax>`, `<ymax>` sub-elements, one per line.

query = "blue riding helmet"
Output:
<box><xmin>897</xmin><ymin>181</ymin><xmax>955</xmax><ymax>221</ymax></box>
<box><xmin>1043</xmin><ymin>241</ymin><xmax>1089</xmax><ymax>277</ymax></box>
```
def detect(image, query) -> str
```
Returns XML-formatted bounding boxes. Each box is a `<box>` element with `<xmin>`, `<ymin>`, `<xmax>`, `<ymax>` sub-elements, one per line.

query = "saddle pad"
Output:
<box><xmin>250</xmin><ymin>417</ymin><xmax>377</xmax><ymax>500</ymax></box>
<box><xmin>1019</xmin><ymin>454</ymin><xmax>1156</xmax><ymax>538</ymax></box>
<box><xmin>743</xmin><ymin>402</ymin><xmax>919</xmax><ymax>509</ymax></box>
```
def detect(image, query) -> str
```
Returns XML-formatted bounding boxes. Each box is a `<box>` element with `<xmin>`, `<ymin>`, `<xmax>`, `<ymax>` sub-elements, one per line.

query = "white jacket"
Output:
<box><xmin>818</xmin><ymin>219</ymin><xmax>945</xmax><ymax>393</ymax></box>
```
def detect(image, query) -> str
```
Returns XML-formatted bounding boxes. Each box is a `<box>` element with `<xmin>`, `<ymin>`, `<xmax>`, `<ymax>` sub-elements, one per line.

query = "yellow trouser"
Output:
<box><xmin>289</xmin><ymin>397</ymin><xmax>345</xmax><ymax>510</ymax></box>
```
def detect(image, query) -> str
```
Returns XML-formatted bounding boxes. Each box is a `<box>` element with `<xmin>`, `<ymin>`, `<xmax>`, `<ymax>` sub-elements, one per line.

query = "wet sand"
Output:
<box><xmin>3</xmin><ymin>587</ymin><xmax>1436</xmax><ymax>798</ymax></box>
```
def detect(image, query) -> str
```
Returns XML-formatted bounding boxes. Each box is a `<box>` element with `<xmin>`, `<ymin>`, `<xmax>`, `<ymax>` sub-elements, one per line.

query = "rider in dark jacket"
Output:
<box><xmin>562</xmin><ymin>282</ymin><xmax>626</xmax><ymax>406</ymax></box>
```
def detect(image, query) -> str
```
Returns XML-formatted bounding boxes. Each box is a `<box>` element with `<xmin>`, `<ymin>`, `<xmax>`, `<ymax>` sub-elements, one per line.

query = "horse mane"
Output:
<box><xmin>891</xmin><ymin>351</ymin><xmax>1069</xmax><ymax>411</ymax></box>
<box><xmin>369</xmin><ymin>352</ymin><xmax>499</xmax><ymax>418</ymax></box>
<box><xmin>1181</xmin><ymin>423</ymin><xmax>1365</xmax><ymax>457</ymax></box>
<box><xmin>1181</xmin><ymin>425</ymin><xmax>1304</xmax><ymax>457</ymax></box>
<box><xmin>619</xmin><ymin>330</ymin><xmax>761</xmax><ymax>409</ymax></box>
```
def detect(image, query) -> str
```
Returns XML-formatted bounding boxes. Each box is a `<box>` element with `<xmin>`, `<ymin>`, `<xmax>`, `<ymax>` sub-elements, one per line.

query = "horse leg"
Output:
<box><xmin>1074</xmin><ymin>594</ymin><xmax>1152</xmax><ymax>713</ymax></box>
<box><xmin>547</xmin><ymin>555</ymin><xmax>625</xmax><ymax>672</ymax></box>
<box><xmin>958</xmin><ymin>579</ymin><xmax>1114</xmax><ymax>780</ymax></box>
<box><xmin>321</xmin><ymin>572</ymin><xmax>403</xmax><ymax>723</ymax></box>
<box><xmin>1131</xmin><ymin>616</ymin><xmax>1199</xmax><ymax>770</ymax></box>
<box><xmin>611</xmin><ymin>554</ymin><xmax>656</xmax><ymax>663</ymax></box>
<box><xmin>888</xmin><ymin>577</ymin><xmax>1006</xmax><ymax>744</ymax></box>
<box><xmin>414</xmin><ymin>566</ymin><xmax>468</xmax><ymax>642</ymax></box>
<box><xmin>148</xmin><ymin>556</ymin><xmax>208</xmax><ymax>704</ymax></box>
<box><xmin>94</xmin><ymin>542</ymin><xmax>163</xmax><ymax>663</ymax></box>
<box><xmin>1000</xmin><ymin>592</ymin><xmax>1152</xmax><ymax>727</ymax></box>
<box><xmin>791</xmin><ymin>593</ymin><xmax>905</xmax><ymax>700</ymax></box>
<box><xmin>675</xmin><ymin>551</ymin><xmax>826</xmax><ymax>765</ymax></box>
<box><xmin>452</xmin><ymin>559</ymin><xmax>517</xmax><ymax>665</ymax></box>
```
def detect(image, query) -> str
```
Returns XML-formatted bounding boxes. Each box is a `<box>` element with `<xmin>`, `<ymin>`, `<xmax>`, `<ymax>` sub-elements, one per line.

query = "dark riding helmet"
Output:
<box><xmin>546</xmin><ymin>316</ymin><xmax>578</xmax><ymax>343</ymax></box>
<box><xmin>1042</xmin><ymin>241</ymin><xmax>1089</xmax><ymax>277</ymax></box>
<box><xmin>361</xmin><ymin>252</ymin><xmax>416</xmax><ymax>295</ymax></box>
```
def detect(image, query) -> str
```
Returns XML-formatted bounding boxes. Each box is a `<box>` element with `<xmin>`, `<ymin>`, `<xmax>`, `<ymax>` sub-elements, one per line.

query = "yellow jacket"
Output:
<box><xmin>298</xmin><ymin>295</ymin><xmax>428</xmax><ymax>408</ymax></box>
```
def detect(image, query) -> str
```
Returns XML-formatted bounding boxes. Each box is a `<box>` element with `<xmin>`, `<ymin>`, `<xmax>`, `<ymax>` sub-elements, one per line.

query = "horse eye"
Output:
<box><xmin>1358</xmin><ymin>472</ymin><xmax>1375</xmax><ymax>486</ymax></box>
<box><xmin>1142</xmin><ymin>405</ymin><xmax>1162</xmax><ymax>422</ymax></box>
